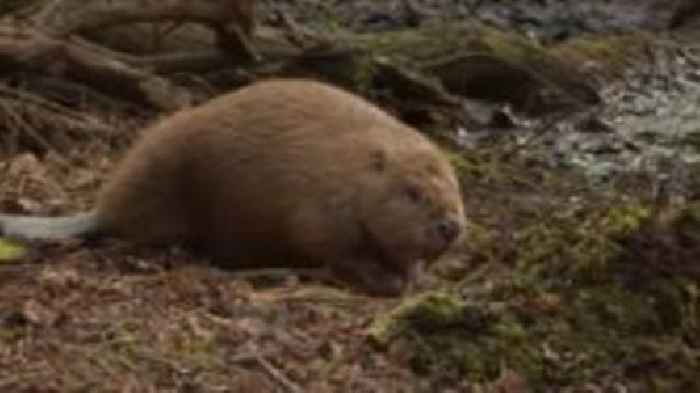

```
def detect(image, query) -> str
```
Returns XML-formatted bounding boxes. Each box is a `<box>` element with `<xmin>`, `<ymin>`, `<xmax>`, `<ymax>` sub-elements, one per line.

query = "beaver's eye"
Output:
<box><xmin>404</xmin><ymin>185</ymin><xmax>423</xmax><ymax>203</ymax></box>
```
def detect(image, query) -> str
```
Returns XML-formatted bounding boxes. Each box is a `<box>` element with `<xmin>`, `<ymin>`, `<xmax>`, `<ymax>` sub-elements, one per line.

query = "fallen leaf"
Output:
<box><xmin>0</xmin><ymin>238</ymin><xmax>28</xmax><ymax>261</ymax></box>
<box><xmin>22</xmin><ymin>299</ymin><xmax>60</xmax><ymax>327</ymax></box>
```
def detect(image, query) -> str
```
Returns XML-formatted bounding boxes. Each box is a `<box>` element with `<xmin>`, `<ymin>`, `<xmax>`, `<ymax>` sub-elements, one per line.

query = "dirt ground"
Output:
<box><xmin>1</xmin><ymin>1</ymin><xmax>699</xmax><ymax>392</ymax></box>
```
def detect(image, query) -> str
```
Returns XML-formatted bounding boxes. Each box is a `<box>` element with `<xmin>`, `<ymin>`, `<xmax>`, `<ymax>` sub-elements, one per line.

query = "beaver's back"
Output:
<box><xmin>96</xmin><ymin>79</ymin><xmax>459</xmax><ymax>263</ymax></box>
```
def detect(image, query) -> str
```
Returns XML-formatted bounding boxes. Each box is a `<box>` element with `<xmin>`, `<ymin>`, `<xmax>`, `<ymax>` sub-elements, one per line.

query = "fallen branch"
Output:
<box><xmin>255</xmin><ymin>355</ymin><xmax>303</xmax><ymax>393</ymax></box>
<box><xmin>33</xmin><ymin>0</ymin><xmax>259</xmax><ymax>60</ymax></box>
<box><xmin>0</xmin><ymin>82</ymin><xmax>117</xmax><ymax>134</ymax></box>
<box><xmin>34</xmin><ymin>0</ymin><xmax>252</xmax><ymax>35</ymax></box>
<box><xmin>0</xmin><ymin>27</ymin><xmax>193</xmax><ymax>110</ymax></box>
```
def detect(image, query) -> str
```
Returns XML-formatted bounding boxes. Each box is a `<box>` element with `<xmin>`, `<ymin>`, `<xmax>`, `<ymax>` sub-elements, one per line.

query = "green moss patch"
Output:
<box><xmin>370</xmin><ymin>147</ymin><xmax>700</xmax><ymax>391</ymax></box>
<box><xmin>0</xmin><ymin>238</ymin><xmax>28</xmax><ymax>262</ymax></box>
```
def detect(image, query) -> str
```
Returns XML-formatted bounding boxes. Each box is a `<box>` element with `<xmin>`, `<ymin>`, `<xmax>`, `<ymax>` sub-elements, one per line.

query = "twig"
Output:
<box><xmin>255</xmin><ymin>355</ymin><xmax>303</xmax><ymax>393</ymax></box>
<box><xmin>274</xmin><ymin>9</ymin><xmax>313</xmax><ymax>50</ymax></box>
<box><xmin>32</xmin><ymin>0</ymin><xmax>260</xmax><ymax>61</ymax></box>
<box><xmin>0</xmin><ymin>27</ymin><xmax>193</xmax><ymax>110</ymax></box>
<box><xmin>0</xmin><ymin>83</ymin><xmax>116</xmax><ymax>134</ymax></box>
<box><xmin>499</xmin><ymin>107</ymin><xmax>579</xmax><ymax>162</ymax></box>
<box><xmin>32</xmin><ymin>0</ymin><xmax>66</xmax><ymax>27</ymax></box>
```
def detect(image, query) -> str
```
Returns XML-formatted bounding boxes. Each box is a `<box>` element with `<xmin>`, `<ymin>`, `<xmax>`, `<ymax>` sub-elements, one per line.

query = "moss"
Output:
<box><xmin>0</xmin><ymin>327</ymin><xmax>25</xmax><ymax>342</ymax></box>
<box><xmin>352</xmin><ymin>54</ymin><xmax>380</xmax><ymax>93</ymax></box>
<box><xmin>371</xmin><ymin>148</ymin><xmax>699</xmax><ymax>389</ymax></box>
<box><xmin>570</xmin><ymin>284</ymin><xmax>668</xmax><ymax>335</ymax></box>
<box><xmin>354</xmin><ymin>22</ymin><xmax>549</xmax><ymax>68</ymax></box>
<box><xmin>476</xmin><ymin>26</ymin><xmax>548</xmax><ymax>64</ymax></box>
<box><xmin>514</xmin><ymin>202</ymin><xmax>651</xmax><ymax>281</ymax></box>
<box><xmin>370</xmin><ymin>292</ymin><xmax>554</xmax><ymax>384</ymax></box>
<box><xmin>373</xmin><ymin>277</ymin><xmax>698</xmax><ymax>388</ymax></box>
<box><xmin>368</xmin><ymin>292</ymin><xmax>488</xmax><ymax>347</ymax></box>
<box><xmin>551</xmin><ymin>33</ymin><xmax>652</xmax><ymax>76</ymax></box>
<box><xmin>672</xmin><ymin>201</ymin><xmax>700</xmax><ymax>242</ymax></box>
<box><xmin>0</xmin><ymin>238</ymin><xmax>28</xmax><ymax>261</ymax></box>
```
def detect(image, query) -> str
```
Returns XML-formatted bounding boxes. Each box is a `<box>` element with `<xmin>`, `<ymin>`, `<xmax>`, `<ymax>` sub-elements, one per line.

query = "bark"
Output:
<box><xmin>0</xmin><ymin>27</ymin><xmax>193</xmax><ymax>110</ymax></box>
<box><xmin>33</xmin><ymin>0</ymin><xmax>259</xmax><ymax>60</ymax></box>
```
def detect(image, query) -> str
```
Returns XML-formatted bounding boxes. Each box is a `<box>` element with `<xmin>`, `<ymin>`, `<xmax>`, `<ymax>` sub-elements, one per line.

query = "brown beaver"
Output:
<box><xmin>0</xmin><ymin>79</ymin><xmax>465</xmax><ymax>296</ymax></box>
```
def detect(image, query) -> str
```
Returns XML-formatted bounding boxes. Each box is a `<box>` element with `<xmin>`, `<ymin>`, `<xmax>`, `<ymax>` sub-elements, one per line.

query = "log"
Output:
<box><xmin>33</xmin><ymin>0</ymin><xmax>259</xmax><ymax>60</ymax></box>
<box><xmin>0</xmin><ymin>27</ymin><xmax>193</xmax><ymax>111</ymax></box>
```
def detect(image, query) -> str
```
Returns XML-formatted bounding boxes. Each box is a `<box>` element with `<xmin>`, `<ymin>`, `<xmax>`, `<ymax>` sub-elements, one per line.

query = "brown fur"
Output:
<box><xmin>2</xmin><ymin>79</ymin><xmax>466</xmax><ymax>296</ymax></box>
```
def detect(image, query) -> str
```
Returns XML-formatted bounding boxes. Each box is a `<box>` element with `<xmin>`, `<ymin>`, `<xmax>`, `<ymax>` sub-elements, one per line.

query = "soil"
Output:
<box><xmin>1</xmin><ymin>1</ymin><xmax>699</xmax><ymax>392</ymax></box>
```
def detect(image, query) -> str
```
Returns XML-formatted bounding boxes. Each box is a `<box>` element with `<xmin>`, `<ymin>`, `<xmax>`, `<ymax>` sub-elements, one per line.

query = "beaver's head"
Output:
<box><xmin>358</xmin><ymin>135</ymin><xmax>466</xmax><ymax>289</ymax></box>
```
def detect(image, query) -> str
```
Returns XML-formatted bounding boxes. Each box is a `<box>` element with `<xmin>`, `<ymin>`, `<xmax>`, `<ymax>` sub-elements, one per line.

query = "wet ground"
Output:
<box><xmin>265</xmin><ymin>0</ymin><xmax>700</xmax><ymax>184</ymax></box>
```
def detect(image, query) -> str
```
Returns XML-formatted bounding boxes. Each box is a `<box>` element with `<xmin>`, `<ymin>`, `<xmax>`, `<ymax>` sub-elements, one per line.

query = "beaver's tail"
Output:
<box><xmin>0</xmin><ymin>211</ymin><xmax>100</xmax><ymax>240</ymax></box>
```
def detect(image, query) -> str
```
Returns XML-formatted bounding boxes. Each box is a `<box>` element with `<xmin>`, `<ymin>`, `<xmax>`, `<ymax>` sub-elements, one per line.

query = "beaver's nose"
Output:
<box><xmin>436</xmin><ymin>218</ymin><xmax>461</xmax><ymax>244</ymax></box>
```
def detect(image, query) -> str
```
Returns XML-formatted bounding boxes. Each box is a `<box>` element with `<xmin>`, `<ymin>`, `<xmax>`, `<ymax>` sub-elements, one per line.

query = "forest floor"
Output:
<box><xmin>1</xmin><ymin>1</ymin><xmax>699</xmax><ymax>392</ymax></box>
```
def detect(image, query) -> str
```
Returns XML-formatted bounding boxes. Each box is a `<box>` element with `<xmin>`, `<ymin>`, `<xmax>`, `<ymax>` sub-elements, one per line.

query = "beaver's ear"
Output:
<box><xmin>369</xmin><ymin>149</ymin><xmax>388</xmax><ymax>172</ymax></box>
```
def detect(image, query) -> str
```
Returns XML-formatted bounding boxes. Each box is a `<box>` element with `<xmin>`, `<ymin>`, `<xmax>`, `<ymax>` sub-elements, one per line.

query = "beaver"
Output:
<box><xmin>0</xmin><ymin>79</ymin><xmax>466</xmax><ymax>296</ymax></box>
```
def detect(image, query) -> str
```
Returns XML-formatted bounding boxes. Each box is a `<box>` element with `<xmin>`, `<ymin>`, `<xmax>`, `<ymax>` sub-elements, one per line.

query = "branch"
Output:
<box><xmin>0</xmin><ymin>27</ymin><xmax>193</xmax><ymax>110</ymax></box>
<box><xmin>35</xmin><ymin>0</ymin><xmax>251</xmax><ymax>35</ymax></box>
<box><xmin>34</xmin><ymin>0</ymin><xmax>259</xmax><ymax>60</ymax></box>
